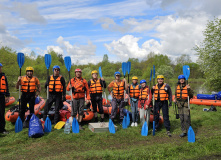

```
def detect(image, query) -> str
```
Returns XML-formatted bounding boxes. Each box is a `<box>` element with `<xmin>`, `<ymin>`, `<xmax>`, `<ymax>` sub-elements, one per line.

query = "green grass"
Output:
<box><xmin>1</xmin><ymin>104</ymin><xmax>221</xmax><ymax>160</ymax></box>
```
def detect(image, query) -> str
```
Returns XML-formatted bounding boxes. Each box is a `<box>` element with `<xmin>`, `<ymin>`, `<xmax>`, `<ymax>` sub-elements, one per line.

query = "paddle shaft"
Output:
<box><xmin>19</xmin><ymin>68</ymin><xmax>21</xmax><ymax>111</ymax></box>
<box><xmin>69</xmin><ymin>71</ymin><xmax>73</xmax><ymax>101</ymax></box>
<box><xmin>47</xmin><ymin>69</ymin><xmax>49</xmax><ymax>100</ymax></box>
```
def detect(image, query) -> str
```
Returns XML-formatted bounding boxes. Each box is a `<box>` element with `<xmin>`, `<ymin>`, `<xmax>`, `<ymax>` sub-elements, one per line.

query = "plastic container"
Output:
<box><xmin>64</xmin><ymin>121</ymin><xmax>71</xmax><ymax>134</ymax></box>
<box><xmin>197</xmin><ymin>94</ymin><xmax>215</xmax><ymax>100</ymax></box>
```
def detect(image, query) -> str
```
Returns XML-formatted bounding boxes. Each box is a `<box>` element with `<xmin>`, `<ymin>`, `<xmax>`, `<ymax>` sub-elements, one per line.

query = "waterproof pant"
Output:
<box><xmin>111</xmin><ymin>98</ymin><xmax>125</xmax><ymax>120</ymax></box>
<box><xmin>140</xmin><ymin>107</ymin><xmax>151</xmax><ymax>127</ymax></box>
<box><xmin>91</xmin><ymin>95</ymin><xmax>103</xmax><ymax>114</ymax></box>
<box><xmin>130</xmin><ymin>98</ymin><xmax>139</xmax><ymax>123</ymax></box>
<box><xmin>154</xmin><ymin>100</ymin><xmax>171</xmax><ymax>131</ymax></box>
<box><xmin>71</xmin><ymin>98</ymin><xmax>85</xmax><ymax>117</ymax></box>
<box><xmin>0</xmin><ymin>96</ymin><xmax>6</xmax><ymax>132</ymax></box>
<box><xmin>20</xmin><ymin>93</ymin><xmax>35</xmax><ymax>122</ymax></box>
<box><xmin>43</xmin><ymin>92</ymin><xmax>62</xmax><ymax>123</ymax></box>
<box><xmin>177</xmin><ymin>101</ymin><xmax>191</xmax><ymax>134</ymax></box>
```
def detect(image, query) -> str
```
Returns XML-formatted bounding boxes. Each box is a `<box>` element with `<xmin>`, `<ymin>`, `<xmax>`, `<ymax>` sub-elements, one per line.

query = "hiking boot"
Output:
<box><xmin>0</xmin><ymin>130</ymin><xmax>9</xmax><ymax>134</ymax></box>
<box><xmin>94</xmin><ymin>117</ymin><xmax>98</xmax><ymax>122</ymax></box>
<box><xmin>134</xmin><ymin>122</ymin><xmax>138</xmax><ymax>127</ymax></box>
<box><xmin>131</xmin><ymin>122</ymin><xmax>135</xmax><ymax>127</ymax></box>
<box><xmin>100</xmin><ymin>118</ymin><xmax>104</xmax><ymax>122</ymax></box>
<box><xmin>167</xmin><ymin>131</ymin><xmax>172</xmax><ymax>137</ymax></box>
<box><xmin>179</xmin><ymin>133</ymin><xmax>187</xmax><ymax>138</ymax></box>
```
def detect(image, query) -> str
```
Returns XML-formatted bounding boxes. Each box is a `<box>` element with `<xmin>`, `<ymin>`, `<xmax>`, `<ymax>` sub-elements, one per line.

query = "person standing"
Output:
<box><xmin>0</xmin><ymin>63</ymin><xmax>10</xmax><ymax>134</ymax></box>
<box><xmin>16</xmin><ymin>67</ymin><xmax>41</xmax><ymax>123</ymax></box>
<box><xmin>173</xmin><ymin>75</ymin><xmax>193</xmax><ymax>137</ymax></box>
<box><xmin>107</xmin><ymin>71</ymin><xmax>128</xmax><ymax>125</ymax></box>
<box><xmin>88</xmin><ymin>70</ymin><xmax>106</xmax><ymax>122</ymax></box>
<box><xmin>152</xmin><ymin>75</ymin><xmax>172</xmax><ymax>137</ymax></box>
<box><xmin>43</xmin><ymin>65</ymin><xmax>66</xmax><ymax>124</ymax></box>
<box><xmin>128</xmin><ymin>76</ymin><xmax>141</xmax><ymax>127</ymax></box>
<box><xmin>138</xmin><ymin>79</ymin><xmax>152</xmax><ymax>127</ymax></box>
<box><xmin>66</xmin><ymin>68</ymin><xmax>90</xmax><ymax>130</ymax></box>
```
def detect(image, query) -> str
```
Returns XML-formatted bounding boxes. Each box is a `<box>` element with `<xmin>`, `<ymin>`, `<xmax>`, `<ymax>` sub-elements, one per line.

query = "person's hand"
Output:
<box><xmin>5</xmin><ymin>97</ymin><xmax>9</xmax><ymax>103</ymax></box>
<box><xmin>146</xmin><ymin>105</ymin><xmax>149</xmax><ymax>109</ymax></box>
<box><xmin>123</xmin><ymin>78</ymin><xmax>126</xmax><ymax>82</ymax></box>
<box><xmin>69</xmin><ymin>84</ymin><xmax>72</xmax><ymax>89</ymax></box>
<box><xmin>186</xmin><ymin>84</ymin><xmax>190</xmax><ymax>89</ymax></box>
<box><xmin>101</xmin><ymin>77</ymin><xmax>104</xmax><ymax>81</ymax></box>
<box><xmin>173</xmin><ymin>99</ymin><xmax>177</xmax><ymax>103</ymax></box>
<box><xmin>86</xmin><ymin>100</ymin><xmax>90</xmax><ymax>104</ymax></box>
<box><xmin>152</xmin><ymin>86</ymin><xmax>155</xmax><ymax>89</ymax></box>
<box><xmin>18</xmin><ymin>76</ymin><xmax>22</xmax><ymax>81</ymax></box>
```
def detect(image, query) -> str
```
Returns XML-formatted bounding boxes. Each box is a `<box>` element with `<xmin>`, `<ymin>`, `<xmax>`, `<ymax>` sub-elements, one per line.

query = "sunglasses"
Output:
<box><xmin>54</xmin><ymin>69</ymin><xmax>60</xmax><ymax>71</ymax></box>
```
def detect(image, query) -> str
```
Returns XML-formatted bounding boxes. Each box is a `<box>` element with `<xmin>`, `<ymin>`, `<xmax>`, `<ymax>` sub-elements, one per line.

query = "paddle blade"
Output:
<box><xmin>127</xmin><ymin>61</ymin><xmax>131</xmax><ymax>74</ymax></box>
<box><xmin>122</xmin><ymin>116</ymin><xmax>127</xmax><ymax>129</ymax></box>
<box><xmin>109</xmin><ymin>119</ymin><xmax>115</xmax><ymax>134</ymax></box>
<box><xmin>44</xmin><ymin>54</ymin><xmax>52</xmax><ymax>70</ymax></box>
<box><xmin>153</xmin><ymin>65</ymin><xmax>155</xmax><ymax>79</ymax></box>
<box><xmin>183</xmin><ymin>65</ymin><xmax>190</xmax><ymax>80</ymax></box>
<box><xmin>126</xmin><ymin>112</ymin><xmax>130</xmax><ymax>127</ymax></box>
<box><xmin>44</xmin><ymin>116</ymin><xmax>52</xmax><ymax>133</ymax></box>
<box><xmin>141</xmin><ymin>121</ymin><xmax>148</xmax><ymax>136</ymax></box>
<box><xmin>99</xmin><ymin>66</ymin><xmax>102</xmax><ymax>78</ymax></box>
<box><xmin>150</xmin><ymin>68</ymin><xmax>152</xmax><ymax>82</ymax></box>
<box><xmin>64</xmin><ymin>56</ymin><xmax>72</xmax><ymax>72</ymax></box>
<box><xmin>72</xmin><ymin>118</ymin><xmax>79</xmax><ymax>133</ymax></box>
<box><xmin>153</xmin><ymin>121</ymin><xmax>155</xmax><ymax>136</ymax></box>
<box><xmin>54</xmin><ymin>121</ymin><xmax>65</xmax><ymax>129</ymax></box>
<box><xmin>15</xmin><ymin>116</ymin><xmax>23</xmax><ymax>133</ymax></box>
<box><xmin>17</xmin><ymin>53</ymin><xmax>25</xmax><ymax>69</ymax></box>
<box><xmin>122</xmin><ymin>62</ymin><xmax>127</xmax><ymax>76</ymax></box>
<box><xmin>188</xmin><ymin>126</ymin><xmax>195</xmax><ymax>143</ymax></box>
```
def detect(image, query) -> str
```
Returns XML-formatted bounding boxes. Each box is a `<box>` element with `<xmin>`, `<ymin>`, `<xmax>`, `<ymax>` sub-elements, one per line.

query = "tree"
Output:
<box><xmin>175</xmin><ymin>54</ymin><xmax>192</xmax><ymax>65</ymax></box>
<box><xmin>156</xmin><ymin>65</ymin><xmax>174</xmax><ymax>79</ymax></box>
<box><xmin>194</xmin><ymin>18</ymin><xmax>221</xmax><ymax>91</ymax></box>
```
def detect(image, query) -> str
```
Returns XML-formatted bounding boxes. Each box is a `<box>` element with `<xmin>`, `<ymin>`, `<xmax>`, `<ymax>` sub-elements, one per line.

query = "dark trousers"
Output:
<box><xmin>0</xmin><ymin>96</ymin><xmax>6</xmax><ymax>132</ymax></box>
<box><xmin>111</xmin><ymin>98</ymin><xmax>125</xmax><ymax>120</ymax></box>
<box><xmin>71</xmin><ymin>98</ymin><xmax>85</xmax><ymax>117</ymax></box>
<box><xmin>154</xmin><ymin>100</ymin><xmax>171</xmax><ymax>131</ymax></box>
<box><xmin>20</xmin><ymin>93</ymin><xmax>35</xmax><ymax>122</ymax></box>
<box><xmin>43</xmin><ymin>92</ymin><xmax>62</xmax><ymax>124</ymax></box>
<box><xmin>91</xmin><ymin>95</ymin><xmax>103</xmax><ymax>114</ymax></box>
<box><xmin>177</xmin><ymin>101</ymin><xmax>191</xmax><ymax>133</ymax></box>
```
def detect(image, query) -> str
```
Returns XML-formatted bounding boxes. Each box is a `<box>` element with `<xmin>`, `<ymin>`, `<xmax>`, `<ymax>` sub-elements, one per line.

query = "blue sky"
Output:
<box><xmin>1</xmin><ymin>0</ymin><xmax>221</xmax><ymax>64</ymax></box>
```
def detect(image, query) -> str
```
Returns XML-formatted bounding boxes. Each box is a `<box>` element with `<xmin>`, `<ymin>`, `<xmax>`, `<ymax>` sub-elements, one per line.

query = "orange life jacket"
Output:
<box><xmin>49</xmin><ymin>75</ymin><xmax>63</xmax><ymax>92</ymax></box>
<box><xmin>176</xmin><ymin>85</ymin><xmax>188</xmax><ymax>99</ymax></box>
<box><xmin>154</xmin><ymin>83</ymin><xmax>168</xmax><ymax>101</ymax></box>
<box><xmin>112</xmin><ymin>80</ymin><xmax>125</xmax><ymax>98</ymax></box>
<box><xmin>21</xmin><ymin>76</ymin><xmax>37</xmax><ymax>92</ymax></box>
<box><xmin>70</xmin><ymin>77</ymin><xmax>86</xmax><ymax>93</ymax></box>
<box><xmin>129</xmin><ymin>84</ymin><xmax>140</xmax><ymax>98</ymax></box>
<box><xmin>90</xmin><ymin>79</ymin><xmax>102</xmax><ymax>94</ymax></box>
<box><xmin>0</xmin><ymin>75</ymin><xmax>7</xmax><ymax>93</ymax></box>
<box><xmin>139</xmin><ymin>87</ymin><xmax>149</xmax><ymax>100</ymax></box>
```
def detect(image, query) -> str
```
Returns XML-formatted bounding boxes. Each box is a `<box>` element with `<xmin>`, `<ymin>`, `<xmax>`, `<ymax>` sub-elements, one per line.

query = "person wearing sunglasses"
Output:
<box><xmin>43</xmin><ymin>65</ymin><xmax>66</xmax><ymax>124</ymax></box>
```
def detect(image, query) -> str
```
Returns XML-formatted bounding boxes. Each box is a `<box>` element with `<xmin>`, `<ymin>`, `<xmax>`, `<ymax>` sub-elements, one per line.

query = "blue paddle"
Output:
<box><xmin>141</xmin><ymin>121</ymin><xmax>148</xmax><ymax>136</ymax></box>
<box><xmin>183</xmin><ymin>65</ymin><xmax>195</xmax><ymax>142</ymax></box>
<box><xmin>151</xmin><ymin>67</ymin><xmax>156</xmax><ymax>136</ymax></box>
<box><xmin>15</xmin><ymin>52</ymin><xmax>25</xmax><ymax>133</ymax></box>
<box><xmin>122</xmin><ymin>62</ymin><xmax>127</xmax><ymax>78</ymax></box>
<box><xmin>44</xmin><ymin>54</ymin><xmax>51</xmax><ymax>100</ymax></box>
<box><xmin>99</xmin><ymin>66</ymin><xmax>107</xmax><ymax>104</ymax></box>
<box><xmin>72</xmin><ymin>118</ymin><xmax>79</xmax><ymax>133</ymax></box>
<box><xmin>44</xmin><ymin>116</ymin><xmax>52</xmax><ymax>133</ymax></box>
<box><xmin>64</xmin><ymin>56</ymin><xmax>73</xmax><ymax>101</ymax></box>
<box><xmin>126</xmin><ymin>62</ymin><xmax>131</xmax><ymax>126</ymax></box>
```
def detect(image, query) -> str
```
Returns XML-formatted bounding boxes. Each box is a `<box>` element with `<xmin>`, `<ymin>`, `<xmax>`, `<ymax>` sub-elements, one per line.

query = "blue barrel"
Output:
<box><xmin>217</xmin><ymin>91</ymin><xmax>221</xmax><ymax>100</ymax></box>
<box><xmin>197</xmin><ymin>94</ymin><xmax>215</xmax><ymax>100</ymax></box>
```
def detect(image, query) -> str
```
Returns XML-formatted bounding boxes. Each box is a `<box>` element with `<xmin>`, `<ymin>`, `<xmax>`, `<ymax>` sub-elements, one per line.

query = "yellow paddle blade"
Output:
<box><xmin>54</xmin><ymin>121</ymin><xmax>65</xmax><ymax>129</ymax></box>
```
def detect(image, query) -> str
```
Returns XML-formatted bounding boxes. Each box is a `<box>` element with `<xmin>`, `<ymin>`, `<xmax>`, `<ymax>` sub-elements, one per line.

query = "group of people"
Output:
<box><xmin>0</xmin><ymin>63</ymin><xmax>193</xmax><ymax>138</ymax></box>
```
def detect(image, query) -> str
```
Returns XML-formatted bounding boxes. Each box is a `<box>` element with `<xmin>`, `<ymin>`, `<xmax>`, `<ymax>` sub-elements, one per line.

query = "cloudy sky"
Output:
<box><xmin>1</xmin><ymin>0</ymin><xmax>221</xmax><ymax>64</ymax></box>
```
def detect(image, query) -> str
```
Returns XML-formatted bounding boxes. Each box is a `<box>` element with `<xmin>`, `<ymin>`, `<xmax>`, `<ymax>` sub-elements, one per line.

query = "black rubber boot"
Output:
<box><xmin>100</xmin><ymin>118</ymin><xmax>104</xmax><ymax>122</ymax></box>
<box><xmin>179</xmin><ymin>133</ymin><xmax>187</xmax><ymax>138</ymax></box>
<box><xmin>94</xmin><ymin>117</ymin><xmax>98</xmax><ymax>122</ymax></box>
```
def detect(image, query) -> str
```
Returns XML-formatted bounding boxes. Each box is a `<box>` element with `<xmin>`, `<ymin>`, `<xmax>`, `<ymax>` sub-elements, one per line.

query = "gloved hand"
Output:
<box><xmin>62</xmin><ymin>96</ymin><xmax>66</xmax><ymax>102</ymax></box>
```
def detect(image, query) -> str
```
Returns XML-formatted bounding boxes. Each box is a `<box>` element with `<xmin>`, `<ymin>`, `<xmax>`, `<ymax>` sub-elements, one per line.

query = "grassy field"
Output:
<box><xmin>1</xmin><ymin>103</ymin><xmax>221</xmax><ymax>160</ymax></box>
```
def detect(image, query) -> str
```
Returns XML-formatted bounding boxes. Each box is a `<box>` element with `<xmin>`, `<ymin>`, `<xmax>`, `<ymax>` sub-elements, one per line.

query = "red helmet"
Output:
<box><xmin>75</xmin><ymin>68</ymin><xmax>82</xmax><ymax>73</ymax></box>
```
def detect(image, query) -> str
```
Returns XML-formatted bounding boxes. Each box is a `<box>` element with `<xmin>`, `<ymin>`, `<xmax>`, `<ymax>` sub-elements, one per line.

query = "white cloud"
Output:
<box><xmin>47</xmin><ymin>45</ymin><xmax>64</xmax><ymax>55</ymax></box>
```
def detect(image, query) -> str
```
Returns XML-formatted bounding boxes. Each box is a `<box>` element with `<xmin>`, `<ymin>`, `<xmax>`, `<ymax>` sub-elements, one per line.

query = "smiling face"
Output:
<box><xmin>141</xmin><ymin>83</ymin><xmax>146</xmax><ymax>88</ymax></box>
<box><xmin>75</xmin><ymin>71</ymin><xmax>82</xmax><ymax>78</ymax></box>
<box><xmin>157</xmin><ymin>78</ymin><xmax>164</xmax><ymax>85</ymax></box>
<box><xmin>92</xmin><ymin>73</ymin><xmax>98</xmax><ymax>79</ymax></box>
<box><xmin>179</xmin><ymin>78</ymin><xmax>185</xmax><ymax>84</ymax></box>
<box><xmin>26</xmin><ymin>70</ymin><xmax>33</xmax><ymax>77</ymax></box>
<box><xmin>115</xmin><ymin>74</ymin><xmax>120</xmax><ymax>80</ymax></box>
<box><xmin>132</xmin><ymin>79</ymin><xmax>137</xmax><ymax>84</ymax></box>
<box><xmin>53</xmin><ymin>68</ymin><xmax>60</xmax><ymax>76</ymax></box>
